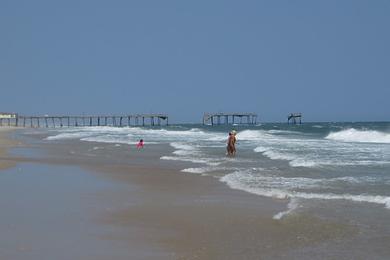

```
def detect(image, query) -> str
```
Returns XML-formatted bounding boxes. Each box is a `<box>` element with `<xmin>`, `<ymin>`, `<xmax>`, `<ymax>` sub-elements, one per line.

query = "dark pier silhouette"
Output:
<box><xmin>0</xmin><ymin>113</ymin><xmax>168</xmax><ymax>128</ymax></box>
<box><xmin>287</xmin><ymin>113</ymin><xmax>302</xmax><ymax>124</ymax></box>
<box><xmin>203</xmin><ymin>113</ymin><xmax>257</xmax><ymax>125</ymax></box>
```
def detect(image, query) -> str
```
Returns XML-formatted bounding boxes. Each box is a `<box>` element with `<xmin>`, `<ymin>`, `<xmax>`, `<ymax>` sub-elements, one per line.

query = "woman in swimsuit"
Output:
<box><xmin>226</xmin><ymin>131</ymin><xmax>236</xmax><ymax>156</ymax></box>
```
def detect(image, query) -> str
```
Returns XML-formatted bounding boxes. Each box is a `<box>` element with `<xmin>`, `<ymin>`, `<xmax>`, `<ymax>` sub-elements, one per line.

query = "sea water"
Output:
<box><xmin>44</xmin><ymin>122</ymin><xmax>390</xmax><ymax>215</ymax></box>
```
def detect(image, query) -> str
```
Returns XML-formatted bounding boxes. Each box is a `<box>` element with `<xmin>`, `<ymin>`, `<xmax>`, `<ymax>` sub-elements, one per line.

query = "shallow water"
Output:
<box><xmin>15</xmin><ymin>124</ymin><xmax>390</xmax><ymax>259</ymax></box>
<box><xmin>42</xmin><ymin>122</ymin><xmax>390</xmax><ymax>213</ymax></box>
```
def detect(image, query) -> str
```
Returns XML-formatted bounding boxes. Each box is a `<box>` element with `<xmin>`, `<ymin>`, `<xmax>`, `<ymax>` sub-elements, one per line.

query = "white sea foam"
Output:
<box><xmin>326</xmin><ymin>128</ymin><xmax>390</xmax><ymax>144</ymax></box>
<box><xmin>221</xmin><ymin>171</ymin><xmax>390</xmax><ymax>209</ymax></box>
<box><xmin>81</xmin><ymin>136</ymin><xmax>133</xmax><ymax>144</ymax></box>
<box><xmin>236</xmin><ymin>129</ymin><xmax>270</xmax><ymax>141</ymax></box>
<box><xmin>45</xmin><ymin>131</ymin><xmax>93</xmax><ymax>140</ymax></box>
<box><xmin>82</xmin><ymin>135</ymin><xmax>159</xmax><ymax>145</ymax></box>
<box><xmin>253</xmin><ymin>146</ymin><xmax>268</xmax><ymax>153</ymax></box>
<box><xmin>182</xmin><ymin>167</ymin><xmax>212</xmax><ymax>174</ymax></box>
<box><xmin>170</xmin><ymin>142</ymin><xmax>197</xmax><ymax>151</ymax></box>
<box><xmin>254</xmin><ymin>146</ymin><xmax>320</xmax><ymax>167</ymax></box>
<box><xmin>165</xmin><ymin>142</ymin><xmax>228</xmax><ymax>166</ymax></box>
<box><xmin>262</xmin><ymin>150</ymin><xmax>296</xmax><ymax>162</ymax></box>
<box><xmin>222</xmin><ymin>171</ymin><xmax>324</xmax><ymax>190</ymax></box>
<box><xmin>181</xmin><ymin>166</ymin><xmax>231</xmax><ymax>174</ymax></box>
<box><xmin>332</xmin><ymin>176</ymin><xmax>380</xmax><ymax>184</ymax></box>
<box><xmin>170</xmin><ymin>142</ymin><xmax>200</xmax><ymax>156</ymax></box>
<box><xmin>205</xmin><ymin>136</ymin><xmax>227</xmax><ymax>142</ymax></box>
<box><xmin>273</xmin><ymin>198</ymin><xmax>301</xmax><ymax>220</ymax></box>
<box><xmin>160</xmin><ymin>156</ymin><xmax>221</xmax><ymax>166</ymax></box>
<box><xmin>289</xmin><ymin>159</ymin><xmax>318</xmax><ymax>168</ymax></box>
<box><xmin>173</xmin><ymin>150</ymin><xmax>196</xmax><ymax>156</ymax></box>
<box><xmin>254</xmin><ymin>132</ymin><xmax>390</xmax><ymax>167</ymax></box>
<box><xmin>268</xmin><ymin>130</ymin><xmax>299</xmax><ymax>134</ymax></box>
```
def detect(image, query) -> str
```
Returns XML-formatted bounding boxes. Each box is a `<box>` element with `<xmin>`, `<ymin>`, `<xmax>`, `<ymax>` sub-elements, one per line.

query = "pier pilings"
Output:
<box><xmin>287</xmin><ymin>113</ymin><xmax>302</xmax><ymax>124</ymax></box>
<box><xmin>203</xmin><ymin>113</ymin><xmax>258</xmax><ymax>125</ymax></box>
<box><xmin>0</xmin><ymin>114</ymin><xmax>169</xmax><ymax>128</ymax></box>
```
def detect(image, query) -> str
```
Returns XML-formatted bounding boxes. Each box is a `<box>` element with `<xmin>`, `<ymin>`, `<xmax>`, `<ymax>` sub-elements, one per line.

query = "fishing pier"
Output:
<box><xmin>287</xmin><ymin>113</ymin><xmax>302</xmax><ymax>124</ymax></box>
<box><xmin>203</xmin><ymin>113</ymin><xmax>258</xmax><ymax>125</ymax></box>
<box><xmin>0</xmin><ymin>113</ymin><xmax>169</xmax><ymax>128</ymax></box>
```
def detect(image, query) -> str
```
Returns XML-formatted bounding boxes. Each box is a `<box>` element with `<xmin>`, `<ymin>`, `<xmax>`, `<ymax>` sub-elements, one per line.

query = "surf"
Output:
<box><xmin>220</xmin><ymin>171</ymin><xmax>390</xmax><ymax>209</ymax></box>
<box><xmin>326</xmin><ymin>128</ymin><xmax>390</xmax><ymax>144</ymax></box>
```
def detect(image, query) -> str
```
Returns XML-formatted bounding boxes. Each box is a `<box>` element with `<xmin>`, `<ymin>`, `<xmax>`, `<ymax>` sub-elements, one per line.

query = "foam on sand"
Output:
<box><xmin>181</xmin><ymin>166</ymin><xmax>234</xmax><ymax>174</ymax></box>
<box><xmin>160</xmin><ymin>142</ymin><xmax>223</xmax><ymax>166</ymax></box>
<box><xmin>220</xmin><ymin>171</ymin><xmax>390</xmax><ymax>209</ymax></box>
<box><xmin>273</xmin><ymin>198</ymin><xmax>301</xmax><ymax>220</ymax></box>
<box><xmin>45</xmin><ymin>131</ymin><xmax>93</xmax><ymax>140</ymax></box>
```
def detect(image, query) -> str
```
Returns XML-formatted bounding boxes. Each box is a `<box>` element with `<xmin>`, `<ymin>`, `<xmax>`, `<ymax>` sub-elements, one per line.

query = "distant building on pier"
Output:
<box><xmin>203</xmin><ymin>112</ymin><xmax>258</xmax><ymax>125</ymax></box>
<box><xmin>0</xmin><ymin>112</ymin><xmax>17</xmax><ymax>119</ymax></box>
<box><xmin>287</xmin><ymin>113</ymin><xmax>302</xmax><ymax>124</ymax></box>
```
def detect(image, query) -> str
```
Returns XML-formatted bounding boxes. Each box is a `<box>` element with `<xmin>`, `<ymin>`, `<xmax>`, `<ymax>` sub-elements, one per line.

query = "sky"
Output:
<box><xmin>1</xmin><ymin>0</ymin><xmax>389</xmax><ymax>123</ymax></box>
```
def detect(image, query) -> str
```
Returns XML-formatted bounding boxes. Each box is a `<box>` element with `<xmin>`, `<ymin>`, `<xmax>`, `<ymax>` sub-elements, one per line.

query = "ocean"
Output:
<box><xmin>45</xmin><ymin>122</ymin><xmax>390</xmax><ymax>218</ymax></box>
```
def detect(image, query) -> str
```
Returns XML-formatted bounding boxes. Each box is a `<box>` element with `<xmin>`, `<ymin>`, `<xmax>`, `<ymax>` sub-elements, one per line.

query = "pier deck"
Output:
<box><xmin>203</xmin><ymin>113</ymin><xmax>257</xmax><ymax>125</ymax></box>
<box><xmin>287</xmin><ymin>113</ymin><xmax>302</xmax><ymax>124</ymax></box>
<box><xmin>0</xmin><ymin>114</ymin><xmax>168</xmax><ymax>128</ymax></box>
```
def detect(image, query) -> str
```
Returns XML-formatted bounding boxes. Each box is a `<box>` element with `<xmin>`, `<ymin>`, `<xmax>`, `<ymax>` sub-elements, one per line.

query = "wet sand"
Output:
<box><xmin>0</xmin><ymin>128</ymin><xmax>21</xmax><ymax>170</ymax></box>
<box><xmin>0</xmin><ymin>129</ymin><xmax>378</xmax><ymax>259</ymax></box>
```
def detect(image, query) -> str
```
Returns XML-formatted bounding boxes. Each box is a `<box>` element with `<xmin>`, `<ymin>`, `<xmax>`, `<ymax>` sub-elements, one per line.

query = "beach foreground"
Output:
<box><xmin>0</xmin><ymin>128</ymin><xmax>20</xmax><ymax>170</ymax></box>
<box><xmin>0</xmin><ymin>128</ymin><xmax>389</xmax><ymax>259</ymax></box>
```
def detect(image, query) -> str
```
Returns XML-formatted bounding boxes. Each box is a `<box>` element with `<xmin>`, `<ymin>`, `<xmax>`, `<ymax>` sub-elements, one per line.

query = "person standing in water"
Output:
<box><xmin>226</xmin><ymin>130</ymin><xmax>237</xmax><ymax>156</ymax></box>
<box><xmin>231</xmin><ymin>130</ymin><xmax>237</xmax><ymax>155</ymax></box>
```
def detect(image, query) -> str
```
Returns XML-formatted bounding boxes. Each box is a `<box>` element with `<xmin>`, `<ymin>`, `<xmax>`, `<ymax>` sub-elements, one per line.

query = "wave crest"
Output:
<box><xmin>326</xmin><ymin>128</ymin><xmax>390</xmax><ymax>144</ymax></box>
<box><xmin>221</xmin><ymin>171</ymin><xmax>390</xmax><ymax>209</ymax></box>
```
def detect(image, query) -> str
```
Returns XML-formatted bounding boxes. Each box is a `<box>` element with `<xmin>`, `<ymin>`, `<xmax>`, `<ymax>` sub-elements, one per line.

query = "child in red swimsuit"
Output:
<box><xmin>136</xmin><ymin>139</ymin><xmax>144</xmax><ymax>149</ymax></box>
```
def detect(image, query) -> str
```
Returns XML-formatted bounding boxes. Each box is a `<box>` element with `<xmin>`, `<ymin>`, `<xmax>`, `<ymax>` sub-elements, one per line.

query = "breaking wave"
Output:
<box><xmin>326</xmin><ymin>128</ymin><xmax>390</xmax><ymax>144</ymax></box>
<box><xmin>221</xmin><ymin>171</ymin><xmax>390</xmax><ymax>209</ymax></box>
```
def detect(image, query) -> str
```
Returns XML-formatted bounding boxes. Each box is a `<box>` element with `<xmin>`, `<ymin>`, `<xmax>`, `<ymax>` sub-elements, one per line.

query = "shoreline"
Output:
<box><xmin>0</xmin><ymin>128</ymin><xmax>21</xmax><ymax>170</ymax></box>
<box><xmin>2</xmin><ymin>128</ymin><xmax>386</xmax><ymax>259</ymax></box>
<box><xmin>27</xmin><ymin>130</ymin><xmax>362</xmax><ymax>258</ymax></box>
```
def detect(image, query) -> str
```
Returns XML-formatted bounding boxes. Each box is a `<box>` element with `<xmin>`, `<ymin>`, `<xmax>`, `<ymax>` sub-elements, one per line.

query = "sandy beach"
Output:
<box><xmin>1</xmin><ymin>128</ymin><xmax>385</xmax><ymax>260</ymax></box>
<box><xmin>2</xmin><ymin>0</ymin><xmax>390</xmax><ymax>258</ymax></box>
<box><xmin>0</xmin><ymin>128</ymin><xmax>21</xmax><ymax>170</ymax></box>
<box><xmin>0</xmin><ymin>126</ymin><xmax>387</xmax><ymax>260</ymax></box>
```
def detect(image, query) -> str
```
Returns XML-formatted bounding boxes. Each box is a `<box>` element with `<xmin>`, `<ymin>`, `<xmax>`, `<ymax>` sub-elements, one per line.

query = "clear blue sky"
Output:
<box><xmin>1</xmin><ymin>0</ymin><xmax>389</xmax><ymax>123</ymax></box>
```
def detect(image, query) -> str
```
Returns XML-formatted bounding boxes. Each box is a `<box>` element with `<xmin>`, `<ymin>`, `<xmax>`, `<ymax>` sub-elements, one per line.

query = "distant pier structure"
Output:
<box><xmin>203</xmin><ymin>112</ymin><xmax>258</xmax><ymax>125</ymax></box>
<box><xmin>0</xmin><ymin>113</ymin><xmax>169</xmax><ymax>128</ymax></box>
<box><xmin>0</xmin><ymin>112</ymin><xmax>18</xmax><ymax>127</ymax></box>
<box><xmin>287</xmin><ymin>113</ymin><xmax>302</xmax><ymax>124</ymax></box>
